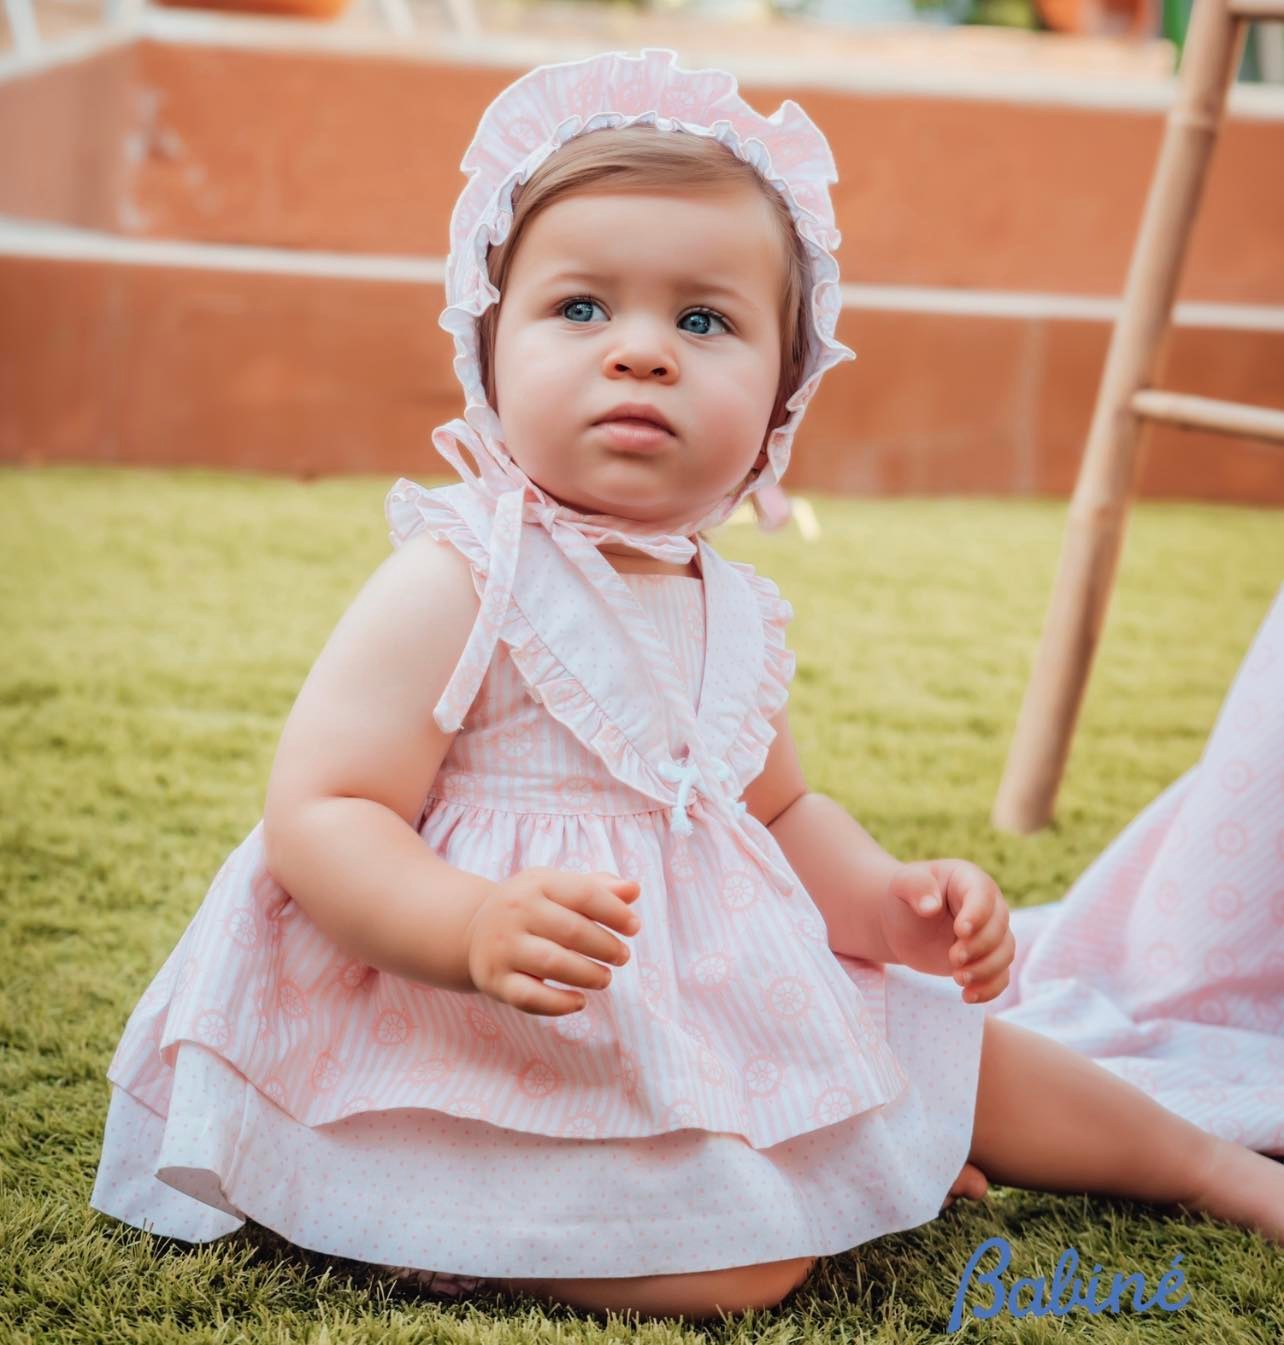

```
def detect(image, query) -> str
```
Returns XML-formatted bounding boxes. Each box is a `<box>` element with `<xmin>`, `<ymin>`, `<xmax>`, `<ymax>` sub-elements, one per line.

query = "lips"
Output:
<box><xmin>594</xmin><ymin>403</ymin><xmax>674</xmax><ymax>434</ymax></box>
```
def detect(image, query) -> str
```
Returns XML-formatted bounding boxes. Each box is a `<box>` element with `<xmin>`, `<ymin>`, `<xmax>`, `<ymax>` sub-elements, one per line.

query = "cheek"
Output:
<box><xmin>496</xmin><ymin>329</ymin><xmax>580</xmax><ymax>407</ymax></box>
<box><xmin>704</xmin><ymin>351</ymin><xmax>778</xmax><ymax>427</ymax></box>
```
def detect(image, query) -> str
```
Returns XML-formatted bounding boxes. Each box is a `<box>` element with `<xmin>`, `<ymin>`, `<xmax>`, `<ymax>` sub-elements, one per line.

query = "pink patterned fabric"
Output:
<box><xmin>90</xmin><ymin>488</ymin><xmax>987</xmax><ymax>1284</ymax></box>
<box><xmin>990</xmin><ymin>584</ymin><xmax>1284</xmax><ymax>1156</ymax></box>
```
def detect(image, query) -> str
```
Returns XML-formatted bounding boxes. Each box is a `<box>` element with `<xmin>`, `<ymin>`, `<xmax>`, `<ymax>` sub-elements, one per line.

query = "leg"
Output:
<box><xmin>496</xmin><ymin>1254</ymin><xmax>816</xmax><ymax>1321</ymax></box>
<box><xmin>941</xmin><ymin>1160</ymin><xmax>989</xmax><ymax>1210</ymax></box>
<box><xmin>971</xmin><ymin>1017</ymin><xmax>1284</xmax><ymax>1242</ymax></box>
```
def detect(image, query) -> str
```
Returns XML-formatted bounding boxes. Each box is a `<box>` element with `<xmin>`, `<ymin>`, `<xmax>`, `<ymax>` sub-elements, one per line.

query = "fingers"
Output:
<box><xmin>495</xmin><ymin>970</ymin><xmax>593</xmax><ymax>1017</ymax></box>
<box><xmin>509</xmin><ymin>929</ymin><xmax>624</xmax><ymax>997</ymax></box>
<box><xmin>507</xmin><ymin>869</ymin><xmax>644</xmax><ymax>1014</ymax></box>
<box><xmin>952</xmin><ymin>928</ymin><xmax>1015</xmax><ymax>1003</ymax></box>
<box><xmin>888</xmin><ymin>861</ymin><xmax>942</xmax><ymax>916</ymax></box>
<box><xmin>945</xmin><ymin>862</ymin><xmax>999</xmax><ymax>938</ymax></box>
<box><xmin>949</xmin><ymin>900</ymin><xmax>1009</xmax><ymax>969</ymax></box>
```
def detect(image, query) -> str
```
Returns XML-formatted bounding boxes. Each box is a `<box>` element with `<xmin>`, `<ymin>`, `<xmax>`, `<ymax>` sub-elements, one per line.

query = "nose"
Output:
<box><xmin>602</xmin><ymin>318</ymin><xmax>678</xmax><ymax>382</ymax></box>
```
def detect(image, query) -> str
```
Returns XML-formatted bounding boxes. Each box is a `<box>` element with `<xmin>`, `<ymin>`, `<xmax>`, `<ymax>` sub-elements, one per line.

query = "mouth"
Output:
<box><xmin>593</xmin><ymin>404</ymin><xmax>675</xmax><ymax>435</ymax></box>
<box><xmin>594</xmin><ymin>419</ymin><xmax>674</xmax><ymax>453</ymax></box>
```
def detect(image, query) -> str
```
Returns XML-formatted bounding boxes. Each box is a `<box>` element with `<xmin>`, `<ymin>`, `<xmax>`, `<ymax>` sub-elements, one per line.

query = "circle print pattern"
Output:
<box><xmin>1214</xmin><ymin>821</ymin><xmax>1249</xmax><ymax>857</ymax></box>
<box><xmin>226</xmin><ymin>907</ymin><xmax>258</xmax><ymax>949</ymax></box>
<box><xmin>557</xmin><ymin>776</ymin><xmax>597</xmax><ymax>809</ymax></box>
<box><xmin>373</xmin><ymin>1009</ymin><xmax>411</xmax><ymax>1046</ymax></box>
<box><xmin>616</xmin><ymin>1047</ymin><xmax>639</xmax><ymax>1096</ymax></box>
<box><xmin>195</xmin><ymin>1009</ymin><xmax>230</xmax><ymax>1049</ymax></box>
<box><xmin>698</xmin><ymin>1046</ymin><xmax>727</xmax><ymax>1086</ymax></box>
<box><xmin>1208</xmin><ymin>884</ymin><xmax>1243</xmax><ymax>920</ymax></box>
<box><xmin>743</xmin><ymin>1054</ymin><xmax>782</xmax><ymax>1097</ymax></box>
<box><xmin>439</xmin><ymin>770</ymin><xmax>481</xmax><ymax>804</ymax></box>
<box><xmin>516</xmin><ymin>1058</ymin><xmax>561</xmax><ymax>1098</ymax></box>
<box><xmin>766</xmin><ymin>975</ymin><xmax>812</xmax><ymax>1019</ymax></box>
<box><xmin>1219</xmin><ymin>760</ymin><xmax>1255</xmax><ymax>794</ymax></box>
<box><xmin>278</xmin><ymin>979</ymin><xmax>309</xmax><ymax>1020</ymax></box>
<box><xmin>405</xmin><ymin>1055</ymin><xmax>454</xmax><ymax>1085</ymax></box>
<box><xmin>310</xmin><ymin>1050</ymin><xmax>343</xmax><ymax>1092</ymax></box>
<box><xmin>718</xmin><ymin>869</ymin><xmax>760</xmax><ymax>913</ymax></box>
<box><xmin>689</xmin><ymin>951</ymin><xmax>733</xmax><ymax>989</ymax></box>
<box><xmin>496</xmin><ymin>724</ymin><xmax>535</xmax><ymax>759</ymax></box>
<box><xmin>795</xmin><ymin>912</ymin><xmax>827</xmax><ymax>942</ymax></box>
<box><xmin>560</xmin><ymin>849</ymin><xmax>594</xmax><ymax>874</ymax></box>
<box><xmin>669</xmin><ymin>839</ymin><xmax>696</xmax><ymax>883</ymax></box>
<box><xmin>666</xmin><ymin>1099</ymin><xmax>700</xmax><ymax>1127</ymax></box>
<box><xmin>812</xmin><ymin>1085</ymin><xmax>859</xmax><ymax>1127</ymax></box>
<box><xmin>465</xmin><ymin>1006</ymin><xmax>500</xmax><ymax>1039</ymax></box>
<box><xmin>1203</xmin><ymin>947</ymin><xmax>1237</xmax><ymax>979</ymax></box>
<box><xmin>551</xmin><ymin>1008</ymin><xmax>595</xmax><ymax>1042</ymax></box>
<box><xmin>1193</xmin><ymin>992</ymin><xmax>1228</xmax><ymax>1025</ymax></box>
<box><xmin>444</xmin><ymin>1096</ymin><xmax>486</xmax><ymax>1120</ymax></box>
<box><xmin>340</xmin><ymin>1093</ymin><xmax>377</xmax><ymax>1119</ymax></box>
<box><xmin>637</xmin><ymin>959</ymin><xmax>666</xmax><ymax>1012</ymax></box>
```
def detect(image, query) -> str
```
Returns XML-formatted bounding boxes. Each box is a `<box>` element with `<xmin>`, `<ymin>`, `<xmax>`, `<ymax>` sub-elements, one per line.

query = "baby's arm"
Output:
<box><xmin>743</xmin><ymin>707</ymin><xmax>898</xmax><ymax>963</ymax></box>
<box><xmin>261</xmin><ymin>531</ymin><xmax>495</xmax><ymax>992</ymax></box>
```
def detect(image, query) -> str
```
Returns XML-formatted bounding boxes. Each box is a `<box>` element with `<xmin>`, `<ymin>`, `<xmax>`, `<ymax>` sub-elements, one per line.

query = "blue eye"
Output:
<box><xmin>679</xmin><ymin>308</ymin><xmax>730</xmax><ymax>336</ymax></box>
<box><xmin>557</xmin><ymin>297</ymin><xmax>731</xmax><ymax>335</ymax></box>
<box><xmin>560</xmin><ymin>297</ymin><xmax>604</xmax><ymax>324</ymax></box>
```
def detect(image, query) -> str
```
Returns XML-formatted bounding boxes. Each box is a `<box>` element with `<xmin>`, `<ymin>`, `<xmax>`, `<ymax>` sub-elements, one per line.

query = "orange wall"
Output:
<box><xmin>1</xmin><ymin>39</ymin><xmax>1281</xmax><ymax>501</ymax></box>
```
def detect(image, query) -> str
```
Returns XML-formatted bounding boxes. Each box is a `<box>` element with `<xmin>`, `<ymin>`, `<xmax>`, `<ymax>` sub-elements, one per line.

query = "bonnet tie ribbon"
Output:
<box><xmin>429</xmin><ymin>419</ymin><xmax>695</xmax><ymax>737</ymax></box>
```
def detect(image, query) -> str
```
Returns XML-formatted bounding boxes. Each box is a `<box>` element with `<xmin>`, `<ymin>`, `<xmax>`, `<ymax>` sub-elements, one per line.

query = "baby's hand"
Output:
<box><xmin>878</xmin><ymin>859</ymin><xmax>1013</xmax><ymax>1004</ymax></box>
<box><xmin>464</xmin><ymin>867</ymin><xmax>641</xmax><ymax>1017</ymax></box>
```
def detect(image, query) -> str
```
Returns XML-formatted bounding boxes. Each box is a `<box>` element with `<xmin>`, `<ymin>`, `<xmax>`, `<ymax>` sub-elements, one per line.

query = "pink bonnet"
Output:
<box><xmin>428</xmin><ymin>46</ymin><xmax>856</xmax><ymax>556</ymax></box>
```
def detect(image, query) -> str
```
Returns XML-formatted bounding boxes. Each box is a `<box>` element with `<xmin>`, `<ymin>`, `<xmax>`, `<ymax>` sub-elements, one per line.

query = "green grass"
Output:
<box><xmin>2</xmin><ymin>464</ymin><xmax>1282</xmax><ymax>1343</ymax></box>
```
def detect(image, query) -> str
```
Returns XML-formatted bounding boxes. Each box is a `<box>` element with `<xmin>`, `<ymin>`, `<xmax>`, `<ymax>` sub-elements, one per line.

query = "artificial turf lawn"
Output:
<box><xmin>3</xmin><ymin>464</ymin><xmax>1282</xmax><ymax>1343</ymax></box>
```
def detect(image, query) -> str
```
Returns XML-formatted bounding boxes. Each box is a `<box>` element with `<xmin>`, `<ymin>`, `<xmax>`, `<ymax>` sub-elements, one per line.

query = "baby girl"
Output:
<box><xmin>91</xmin><ymin>49</ymin><xmax>1284</xmax><ymax>1325</ymax></box>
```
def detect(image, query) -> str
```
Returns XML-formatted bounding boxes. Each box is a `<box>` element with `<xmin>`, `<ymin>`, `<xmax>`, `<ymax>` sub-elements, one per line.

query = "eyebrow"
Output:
<box><xmin>539</xmin><ymin>270</ymin><xmax>749</xmax><ymax>304</ymax></box>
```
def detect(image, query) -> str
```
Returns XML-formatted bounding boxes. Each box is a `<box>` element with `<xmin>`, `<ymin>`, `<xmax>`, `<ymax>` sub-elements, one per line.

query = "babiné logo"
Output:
<box><xmin>948</xmin><ymin>1236</ymin><xmax>1191</xmax><ymax>1330</ymax></box>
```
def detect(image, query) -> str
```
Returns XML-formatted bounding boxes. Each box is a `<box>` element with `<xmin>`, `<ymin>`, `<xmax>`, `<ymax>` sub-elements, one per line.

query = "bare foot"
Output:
<box><xmin>1181</xmin><ymin>1135</ymin><xmax>1284</xmax><ymax>1244</ymax></box>
<box><xmin>940</xmin><ymin>1160</ymin><xmax>989</xmax><ymax>1211</ymax></box>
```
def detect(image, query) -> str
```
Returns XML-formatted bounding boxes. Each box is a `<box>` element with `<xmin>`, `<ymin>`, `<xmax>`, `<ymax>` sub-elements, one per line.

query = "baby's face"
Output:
<box><xmin>491</xmin><ymin>182</ymin><xmax>785</xmax><ymax>526</ymax></box>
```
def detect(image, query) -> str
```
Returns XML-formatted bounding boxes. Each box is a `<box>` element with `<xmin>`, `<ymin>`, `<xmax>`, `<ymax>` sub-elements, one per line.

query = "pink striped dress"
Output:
<box><xmin>89</xmin><ymin>478</ymin><xmax>985</xmax><ymax>1290</ymax></box>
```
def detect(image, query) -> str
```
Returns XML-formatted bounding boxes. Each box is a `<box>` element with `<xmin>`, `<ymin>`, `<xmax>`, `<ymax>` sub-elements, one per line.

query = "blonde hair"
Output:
<box><xmin>477</xmin><ymin>124</ymin><xmax>813</xmax><ymax>457</ymax></box>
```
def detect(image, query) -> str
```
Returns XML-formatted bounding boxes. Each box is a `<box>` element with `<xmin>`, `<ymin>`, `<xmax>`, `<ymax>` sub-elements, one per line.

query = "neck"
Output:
<box><xmin>599</xmin><ymin>541</ymin><xmax>701</xmax><ymax>579</ymax></box>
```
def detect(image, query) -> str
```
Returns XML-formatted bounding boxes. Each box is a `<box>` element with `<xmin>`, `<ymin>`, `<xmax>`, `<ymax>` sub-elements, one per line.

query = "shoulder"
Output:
<box><xmin>362</xmin><ymin>528</ymin><xmax>481</xmax><ymax>657</ymax></box>
<box><xmin>261</xmin><ymin>518</ymin><xmax>482</xmax><ymax>839</ymax></box>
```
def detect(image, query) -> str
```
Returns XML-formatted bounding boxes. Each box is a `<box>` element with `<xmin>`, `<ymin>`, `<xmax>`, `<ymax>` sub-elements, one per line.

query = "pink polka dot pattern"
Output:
<box><xmin>88</xmin><ymin>485</ymin><xmax>990</xmax><ymax>1283</ymax></box>
<box><xmin>992</xmin><ymin>586</ymin><xmax>1284</xmax><ymax>1159</ymax></box>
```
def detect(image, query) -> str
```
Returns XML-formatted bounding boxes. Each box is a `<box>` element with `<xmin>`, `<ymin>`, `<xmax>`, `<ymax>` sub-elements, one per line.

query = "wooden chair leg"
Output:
<box><xmin>991</xmin><ymin>0</ymin><xmax>1251</xmax><ymax>834</ymax></box>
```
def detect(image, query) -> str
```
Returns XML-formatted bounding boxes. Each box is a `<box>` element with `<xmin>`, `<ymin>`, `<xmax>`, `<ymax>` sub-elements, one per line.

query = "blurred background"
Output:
<box><xmin>0</xmin><ymin>0</ymin><xmax>1281</xmax><ymax>501</ymax></box>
